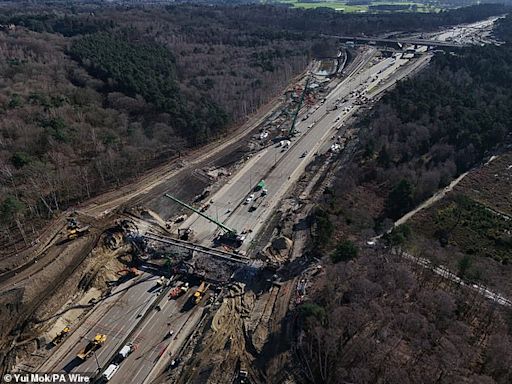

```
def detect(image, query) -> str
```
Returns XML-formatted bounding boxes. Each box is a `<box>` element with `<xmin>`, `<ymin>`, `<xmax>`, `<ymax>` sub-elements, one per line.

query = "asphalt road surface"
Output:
<box><xmin>39</xmin><ymin>273</ymin><xmax>161</xmax><ymax>375</ymax></box>
<box><xmin>37</xmin><ymin>45</ymin><xmax>437</xmax><ymax>383</ymax></box>
<box><xmin>178</xmin><ymin>51</ymin><xmax>417</xmax><ymax>251</ymax></box>
<box><xmin>107</xmin><ymin>290</ymin><xmax>203</xmax><ymax>384</ymax></box>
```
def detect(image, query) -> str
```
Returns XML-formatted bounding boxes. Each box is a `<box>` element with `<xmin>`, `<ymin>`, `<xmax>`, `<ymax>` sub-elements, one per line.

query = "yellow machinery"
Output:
<box><xmin>51</xmin><ymin>326</ymin><xmax>71</xmax><ymax>345</ymax></box>
<box><xmin>66</xmin><ymin>217</ymin><xmax>90</xmax><ymax>241</ymax></box>
<box><xmin>193</xmin><ymin>282</ymin><xmax>210</xmax><ymax>305</ymax></box>
<box><xmin>77</xmin><ymin>334</ymin><xmax>106</xmax><ymax>360</ymax></box>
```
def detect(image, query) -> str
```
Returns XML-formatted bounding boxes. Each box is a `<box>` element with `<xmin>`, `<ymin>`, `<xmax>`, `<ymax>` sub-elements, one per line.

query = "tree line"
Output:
<box><xmin>0</xmin><ymin>1</ymin><xmax>507</xmax><ymax>253</ymax></box>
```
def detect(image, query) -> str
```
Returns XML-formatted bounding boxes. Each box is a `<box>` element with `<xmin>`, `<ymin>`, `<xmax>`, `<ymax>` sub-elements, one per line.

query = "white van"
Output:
<box><xmin>102</xmin><ymin>364</ymin><xmax>119</xmax><ymax>381</ymax></box>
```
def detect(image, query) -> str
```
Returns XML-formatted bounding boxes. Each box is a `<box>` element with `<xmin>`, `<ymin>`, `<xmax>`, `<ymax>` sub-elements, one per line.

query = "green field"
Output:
<box><xmin>279</xmin><ymin>1</ymin><xmax>368</xmax><ymax>12</ymax></box>
<box><xmin>274</xmin><ymin>0</ymin><xmax>441</xmax><ymax>13</ymax></box>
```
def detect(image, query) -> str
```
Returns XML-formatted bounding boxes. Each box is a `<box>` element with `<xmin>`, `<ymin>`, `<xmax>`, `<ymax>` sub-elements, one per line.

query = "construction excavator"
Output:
<box><xmin>77</xmin><ymin>334</ymin><xmax>106</xmax><ymax>360</ymax></box>
<box><xmin>50</xmin><ymin>326</ymin><xmax>71</xmax><ymax>346</ymax></box>
<box><xmin>66</xmin><ymin>217</ymin><xmax>90</xmax><ymax>241</ymax></box>
<box><xmin>164</xmin><ymin>194</ymin><xmax>245</xmax><ymax>247</ymax></box>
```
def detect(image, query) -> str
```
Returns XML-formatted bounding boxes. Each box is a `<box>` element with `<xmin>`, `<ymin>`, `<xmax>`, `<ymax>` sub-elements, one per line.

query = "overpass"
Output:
<box><xmin>324</xmin><ymin>34</ymin><xmax>462</xmax><ymax>48</ymax></box>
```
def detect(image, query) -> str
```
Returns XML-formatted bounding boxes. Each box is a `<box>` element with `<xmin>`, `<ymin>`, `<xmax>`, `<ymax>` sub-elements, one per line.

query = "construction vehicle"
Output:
<box><xmin>169</xmin><ymin>282</ymin><xmax>190</xmax><ymax>299</ymax></box>
<box><xmin>192</xmin><ymin>282</ymin><xmax>210</xmax><ymax>305</ymax></box>
<box><xmin>164</xmin><ymin>194</ymin><xmax>245</xmax><ymax>247</ymax></box>
<box><xmin>174</xmin><ymin>214</ymin><xmax>188</xmax><ymax>223</ymax></box>
<box><xmin>117</xmin><ymin>343</ymin><xmax>135</xmax><ymax>360</ymax></box>
<box><xmin>259</xmin><ymin>131</ymin><xmax>269</xmax><ymax>140</ymax></box>
<box><xmin>156</xmin><ymin>276</ymin><xmax>169</xmax><ymax>287</ymax></box>
<box><xmin>76</xmin><ymin>334</ymin><xmax>106</xmax><ymax>360</ymax></box>
<box><xmin>66</xmin><ymin>218</ymin><xmax>90</xmax><ymax>241</ymax></box>
<box><xmin>51</xmin><ymin>326</ymin><xmax>71</xmax><ymax>346</ymax></box>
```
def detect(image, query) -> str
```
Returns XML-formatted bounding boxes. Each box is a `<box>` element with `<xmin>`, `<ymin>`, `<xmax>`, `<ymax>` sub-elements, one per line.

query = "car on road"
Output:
<box><xmin>245</xmin><ymin>194</ymin><xmax>255</xmax><ymax>204</ymax></box>
<box><xmin>300</xmin><ymin>151</ymin><xmax>308</xmax><ymax>158</ymax></box>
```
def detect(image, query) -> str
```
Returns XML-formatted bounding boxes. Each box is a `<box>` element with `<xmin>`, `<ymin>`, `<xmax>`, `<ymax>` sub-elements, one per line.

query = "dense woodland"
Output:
<box><xmin>300</xmin><ymin>14</ymin><xmax>512</xmax><ymax>384</ymax></box>
<box><xmin>332</xmin><ymin>14</ymin><xmax>512</xmax><ymax>225</ymax></box>
<box><xmin>296</xmin><ymin>248</ymin><xmax>512</xmax><ymax>384</ymax></box>
<box><xmin>1</xmin><ymin>2</ymin><xmax>502</xmax><ymax>249</ymax></box>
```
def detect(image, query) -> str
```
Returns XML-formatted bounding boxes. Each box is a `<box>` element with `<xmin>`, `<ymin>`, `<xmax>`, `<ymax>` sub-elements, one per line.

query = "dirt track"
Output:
<box><xmin>0</xmin><ymin>68</ymin><xmax>311</xmax><ymax>374</ymax></box>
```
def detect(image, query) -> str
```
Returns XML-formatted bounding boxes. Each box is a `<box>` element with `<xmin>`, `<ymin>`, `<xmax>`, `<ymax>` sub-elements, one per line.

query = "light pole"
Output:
<box><xmin>93</xmin><ymin>350</ymin><xmax>101</xmax><ymax>374</ymax></box>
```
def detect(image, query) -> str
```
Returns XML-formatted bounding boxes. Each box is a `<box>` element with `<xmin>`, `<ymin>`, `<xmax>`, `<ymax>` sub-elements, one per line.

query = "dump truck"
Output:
<box><xmin>193</xmin><ymin>282</ymin><xmax>210</xmax><ymax>305</ymax></box>
<box><xmin>51</xmin><ymin>327</ymin><xmax>71</xmax><ymax>346</ymax></box>
<box><xmin>77</xmin><ymin>334</ymin><xmax>106</xmax><ymax>360</ymax></box>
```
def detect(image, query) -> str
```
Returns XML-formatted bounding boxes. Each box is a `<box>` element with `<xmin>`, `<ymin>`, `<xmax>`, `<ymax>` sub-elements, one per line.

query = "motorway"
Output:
<box><xmin>38</xmin><ymin>44</ymin><xmax>437</xmax><ymax>382</ymax></box>
<box><xmin>177</xmin><ymin>49</ymin><xmax>421</xmax><ymax>252</ymax></box>
<box><xmin>19</xmin><ymin>15</ymin><xmax>509</xmax><ymax>383</ymax></box>
<box><xmin>108</xmin><ymin>290</ymin><xmax>204</xmax><ymax>384</ymax></box>
<box><xmin>426</xmin><ymin>16</ymin><xmax>502</xmax><ymax>45</ymax></box>
<box><xmin>36</xmin><ymin>44</ymin><xmax>436</xmax><ymax>382</ymax></box>
<box><xmin>38</xmin><ymin>273</ymin><xmax>161</xmax><ymax>375</ymax></box>
<box><xmin>327</xmin><ymin>15</ymin><xmax>502</xmax><ymax>48</ymax></box>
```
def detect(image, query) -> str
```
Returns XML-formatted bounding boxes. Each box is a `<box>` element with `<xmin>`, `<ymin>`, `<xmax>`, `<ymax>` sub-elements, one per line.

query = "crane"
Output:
<box><xmin>288</xmin><ymin>76</ymin><xmax>311</xmax><ymax>138</ymax></box>
<box><xmin>164</xmin><ymin>194</ymin><xmax>245</xmax><ymax>247</ymax></box>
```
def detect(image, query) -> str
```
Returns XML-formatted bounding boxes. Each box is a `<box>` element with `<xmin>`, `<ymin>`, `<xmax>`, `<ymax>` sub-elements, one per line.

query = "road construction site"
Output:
<box><xmin>2</xmin><ymin>19</ymin><xmax>498</xmax><ymax>384</ymax></box>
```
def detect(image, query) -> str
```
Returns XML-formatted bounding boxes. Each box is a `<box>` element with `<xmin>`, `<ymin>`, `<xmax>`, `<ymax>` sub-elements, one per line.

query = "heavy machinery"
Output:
<box><xmin>66</xmin><ymin>217</ymin><xmax>90</xmax><ymax>241</ymax></box>
<box><xmin>169</xmin><ymin>282</ymin><xmax>190</xmax><ymax>299</ymax></box>
<box><xmin>156</xmin><ymin>276</ymin><xmax>169</xmax><ymax>287</ymax></box>
<box><xmin>192</xmin><ymin>281</ymin><xmax>210</xmax><ymax>305</ymax></box>
<box><xmin>51</xmin><ymin>326</ymin><xmax>71</xmax><ymax>346</ymax></box>
<box><xmin>164</xmin><ymin>194</ymin><xmax>245</xmax><ymax>247</ymax></box>
<box><xmin>288</xmin><ymin>77</ymin><xmax>311</xmax><ymax>138</ymax></box>
<box><xmin>76</xmin><ymin>334</ymin><xmax>106</xmax><ymax>360</ymax></box>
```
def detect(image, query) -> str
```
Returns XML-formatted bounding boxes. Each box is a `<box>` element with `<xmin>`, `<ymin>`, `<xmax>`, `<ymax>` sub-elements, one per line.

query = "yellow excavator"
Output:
<box><xmin>76</xmin><ymin>334</ymin><xmax>106</xmax><ymax>360</ymax></box>
<box><xmin>66</xmin><ymin>217</ymin><xmax>90</xmax><ymax>241</ymax></box>
<box><xmin>51</xmin><ymin>326</ymin><xmax>71</xmax><ymax>346</ymax></box>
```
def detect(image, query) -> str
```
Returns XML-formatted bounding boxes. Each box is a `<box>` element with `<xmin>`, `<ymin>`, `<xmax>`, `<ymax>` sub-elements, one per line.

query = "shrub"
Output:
<box><xmin>331</xmin><ymin>240</ymin><xmax>358</xmax><ymax>263</ymax></box>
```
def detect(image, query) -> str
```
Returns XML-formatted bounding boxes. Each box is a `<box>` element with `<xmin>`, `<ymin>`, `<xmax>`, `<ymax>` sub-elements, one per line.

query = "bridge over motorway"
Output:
<box><xmin>324</xmin><ymin>34</ymin><xmax>462</xmax><ymax>48</ymax></box>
